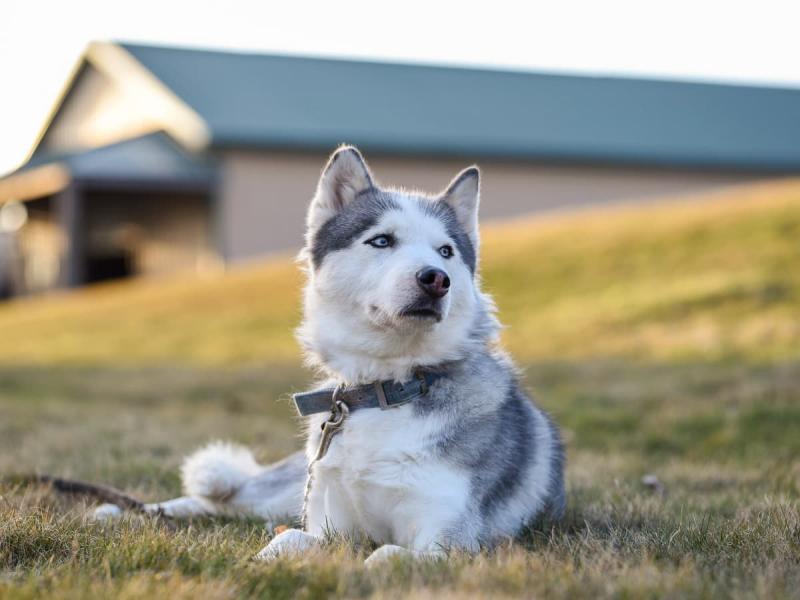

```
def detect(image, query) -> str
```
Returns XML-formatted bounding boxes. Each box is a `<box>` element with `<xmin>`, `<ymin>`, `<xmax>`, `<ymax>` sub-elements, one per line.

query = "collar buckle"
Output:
<box><xmin>415</xmin><ymin>370</ymin><xmax>429</xmax><ymax>395</ymax></box>
<box><xmin>373</xmin><ymin>380</ymin><xmax>390</xmax><ymax>410</ymax></box>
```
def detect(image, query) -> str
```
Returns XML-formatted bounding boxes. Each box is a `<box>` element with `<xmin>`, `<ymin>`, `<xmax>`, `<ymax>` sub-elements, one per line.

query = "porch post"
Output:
<box><xmin>56</xmin><ymin>183</ymin><xmax>85</xmax><ymax>287</ymax></box>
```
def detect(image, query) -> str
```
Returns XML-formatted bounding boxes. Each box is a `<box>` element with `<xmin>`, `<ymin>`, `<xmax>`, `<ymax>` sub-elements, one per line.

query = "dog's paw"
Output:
<box><xmin>89</xmin><ymin>503</ymin><xmax>123</xmax><ymax>521</ymax></box>
<box><xmin>364</xmin><ymin>544</ymin><xmax>413</xmax><ymax>567</ymax></box>
<box><xmin>254</xmin><ymin>528</ymin><xmax>319</xmax><ymax>561</ymax></box>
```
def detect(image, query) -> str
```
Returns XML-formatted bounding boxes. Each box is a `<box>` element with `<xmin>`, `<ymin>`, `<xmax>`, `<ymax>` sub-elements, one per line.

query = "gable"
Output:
<box><xmin>36</xmin><ymin>62</ymin><xmax>160</xmax><ymax>156</ymax></box>
<box><xmin>31</xmin><ymin>43</ymin><xmax>209</xmax><ymax>160</ymax></box>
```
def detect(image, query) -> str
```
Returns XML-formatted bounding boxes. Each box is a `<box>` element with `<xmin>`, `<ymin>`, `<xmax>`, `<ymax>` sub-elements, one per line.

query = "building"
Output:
<box><xmin>1</xmin><ymin>41</ymin><xmax>799</xmax><ymax>296</ymax></box>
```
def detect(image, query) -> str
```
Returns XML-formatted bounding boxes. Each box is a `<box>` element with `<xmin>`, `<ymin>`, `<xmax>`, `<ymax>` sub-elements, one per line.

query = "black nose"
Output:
<box><xmin>416</xmin><ymin>267</ymin><xmax>450</xmax><ymax>298</ymax></box>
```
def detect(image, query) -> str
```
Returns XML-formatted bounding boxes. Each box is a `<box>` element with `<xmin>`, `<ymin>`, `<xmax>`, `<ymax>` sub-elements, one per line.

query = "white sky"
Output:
<box><xmin>2</xmin><ymin>0</ymin><xmax>800</xmax><ymax>175</ymax></box>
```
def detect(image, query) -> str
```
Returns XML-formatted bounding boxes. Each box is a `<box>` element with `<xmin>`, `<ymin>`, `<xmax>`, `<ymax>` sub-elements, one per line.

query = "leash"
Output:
<box><xmin>1</xmin><ymin>474</ymin><xmax>147</xmax><ymax>513</ymax></box>
<box><xmin>301</xmin><ymin>384</ymin><xmax>349</xmax><ymax>529</ymax></box>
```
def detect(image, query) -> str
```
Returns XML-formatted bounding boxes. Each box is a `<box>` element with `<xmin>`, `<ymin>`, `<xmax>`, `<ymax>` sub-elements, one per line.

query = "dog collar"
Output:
<box><xmin>293</xmin><ymin>371</ymin><xmax>442</xmax><ymax>417</ymax></box>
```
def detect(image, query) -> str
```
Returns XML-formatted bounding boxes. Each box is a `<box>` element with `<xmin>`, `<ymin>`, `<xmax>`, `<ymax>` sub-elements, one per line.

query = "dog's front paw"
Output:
<box><xmin>364</xmin><ymin>544</ymin><xmax>413</xmax><ymax>567</ymax></box>
<box><xmin>255</xmin><ymin>528</ymin><xmax>319</xmax><ymax>561</ymax></box>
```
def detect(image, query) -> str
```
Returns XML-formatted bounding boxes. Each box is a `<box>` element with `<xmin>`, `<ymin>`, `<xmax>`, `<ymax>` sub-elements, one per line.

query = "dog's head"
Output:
<box><xmin>298</xmin><ymin>146</ymin><xmax>496</xmax><ymax>379</ymax></box>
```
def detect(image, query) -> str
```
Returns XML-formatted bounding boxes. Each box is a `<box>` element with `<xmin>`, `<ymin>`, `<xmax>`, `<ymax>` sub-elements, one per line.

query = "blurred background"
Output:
<box><xmin>1</xmin><ymin>1</ymin><xmax>800</xmax><ymax>297</ymax></box>
<box><xmin>1</xmin><ymin>2</ymin><xmax>799</xmax><ymax>596</ymax></box>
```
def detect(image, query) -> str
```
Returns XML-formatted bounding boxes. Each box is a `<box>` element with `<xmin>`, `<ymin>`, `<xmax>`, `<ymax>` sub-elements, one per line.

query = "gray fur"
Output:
<box><xmin>543</xmin><ymin>414</ymin><xmax>567</xmax><ymax>520</ymax></box>
<box><xmin>415</xmin><ymin>197</ymin><xmax>477</xmax><ymax>273</ymax></box>
<box><xmin>225</xmin><ymin>450</ymin><xmax>307</xmax><ymax>520</ymax></box>
<box><xmin>413</xmin><ymin>347</ymin><xmax>562</xmax><ymax>545</ymax></box>
<box><xmin>310</xmin><ymin>188</ymin><xmax>476</xmax><ymax>273</ymax></box>
<box><xmin>321</xmin><ymin>147</ymin><xmax>375</xmax><ymax>210</ymax></box>
<box><xmin>475</xmin><ymin>388</ymin><xmax>533</xmax><ymax>518</ymax></box>
<box><xmin>444</xmin><ymin>167</ymin><xmax>480</xmax><ymax>195</ymax></box>
<box><xmin>310</xmin><ymin>188</ymin><xmax>398</xmax><ymax>269</ymax></box>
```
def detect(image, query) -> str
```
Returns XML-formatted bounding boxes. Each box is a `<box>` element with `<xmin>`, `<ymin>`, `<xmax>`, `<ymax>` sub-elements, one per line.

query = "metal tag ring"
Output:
<box><xmin>333</xmin><ymin>399</ymin><xmax>350</xmax><ymax>422</ymax></box>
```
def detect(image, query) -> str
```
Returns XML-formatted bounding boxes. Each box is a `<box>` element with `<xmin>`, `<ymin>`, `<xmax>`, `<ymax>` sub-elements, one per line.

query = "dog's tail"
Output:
<box><xmin>182</xmin><ymin>441</ymin><xmax>264</xmax><ymax>500</ymax></box>
<box><xmin>181</xmin><ymin>442</ymin><xmax>306</xmax><ymax>520</ymax></box>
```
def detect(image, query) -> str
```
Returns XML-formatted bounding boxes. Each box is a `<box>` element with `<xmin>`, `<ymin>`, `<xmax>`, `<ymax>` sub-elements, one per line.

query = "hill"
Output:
<box><xmin>0</xmin><ymin>179</ymin><xmax>798</xmax><ymax>365</ymax></box>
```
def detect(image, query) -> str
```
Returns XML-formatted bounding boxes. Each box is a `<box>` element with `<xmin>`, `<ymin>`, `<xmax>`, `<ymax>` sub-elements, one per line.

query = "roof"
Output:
<box><xmin>118</xmin><ymin>42</ymin><xmax>800</xmax><ymax>172</ymax></box>
<box><xmin>37</xmin><ymin>133</ymin><xmax>215</xmax><ymax>186</ymax></box>
<box><xmin>0</xmin><ymin>133</ymin><xmax>215</xmax><ymax>202</ymax></box>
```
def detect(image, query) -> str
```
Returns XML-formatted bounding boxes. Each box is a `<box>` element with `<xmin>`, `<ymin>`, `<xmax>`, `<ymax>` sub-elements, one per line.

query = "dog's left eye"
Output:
<box><xmin>438</xmin><ymin>245</ymin><xmax>454</xmax><ymax>259</ymax></box>
<box><xmin>366</xmin><ymin>234</ymin><xmax>394</xmax><ymax>248</ymax></box>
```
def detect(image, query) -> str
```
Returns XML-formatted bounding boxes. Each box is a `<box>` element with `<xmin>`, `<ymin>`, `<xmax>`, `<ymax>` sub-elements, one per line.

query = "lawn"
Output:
<box><xmin>1</xmin><ymin>179</ymin><xmax>799</xmax><ymax>598</ymax></box>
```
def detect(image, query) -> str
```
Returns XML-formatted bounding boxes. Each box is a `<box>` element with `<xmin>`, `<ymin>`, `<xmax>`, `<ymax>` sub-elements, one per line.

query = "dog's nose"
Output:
<box><xmin>416</xmin><ymin>267</ymin><xmax>450</xmax><ymax>298</ymax></box>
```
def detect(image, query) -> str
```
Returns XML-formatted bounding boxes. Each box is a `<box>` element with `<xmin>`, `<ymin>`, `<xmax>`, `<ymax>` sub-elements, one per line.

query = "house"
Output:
<box><xmin>1</xmin><ymin>41</ymin><xmax>799</xmax><ymax>296</ymax></box>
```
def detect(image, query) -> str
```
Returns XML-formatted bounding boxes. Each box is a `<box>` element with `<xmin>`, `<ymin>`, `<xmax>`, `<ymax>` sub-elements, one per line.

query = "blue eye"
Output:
<box><xmin>366</xmin><ymin>234</ymin><xmax>394</xmax><ymax>248</ymax></box>
<box><xmin>438</xmin><ymin>245</ymin><xmax>454</xmax><ymax>259</ymax></box>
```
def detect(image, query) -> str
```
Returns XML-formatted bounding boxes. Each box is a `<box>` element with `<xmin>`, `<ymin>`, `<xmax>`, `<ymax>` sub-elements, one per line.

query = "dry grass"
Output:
<box><xmin>0</xmin><ymin>179</ymin><xmax>798</xmax><ymax>366</ymax></box>
<box><xmin>2</xmin><ymin>179</ymin><xmax>800</xmax><ymax>598</ymax></box>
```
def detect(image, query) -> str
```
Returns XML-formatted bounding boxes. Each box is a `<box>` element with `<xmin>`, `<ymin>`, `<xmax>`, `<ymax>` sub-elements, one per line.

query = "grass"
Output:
<box><xmin>1</xmin><ymin>179</ymin><xmax>800</xmax><ymax>598</ymax></box>
<box><xmin>1</xmin><ymin>179</ymin><xmax>799</xmax><ymax>367</ymax></box>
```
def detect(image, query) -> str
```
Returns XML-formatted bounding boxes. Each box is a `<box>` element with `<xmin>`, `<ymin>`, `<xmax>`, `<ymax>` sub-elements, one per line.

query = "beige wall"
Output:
<box><xmin>84</xmin><ymin>190</ymin><xmax>216</xmax><ymax>277</ymax></box>
<box><xmin>218</xmin><ymin>149</ymin><xmax>771</xmax><ymax>263</ymax></box>
<box><xmin>17</xmin><ymin>197</ymin><xmax>62</xmax><ymax>293</ymax></box>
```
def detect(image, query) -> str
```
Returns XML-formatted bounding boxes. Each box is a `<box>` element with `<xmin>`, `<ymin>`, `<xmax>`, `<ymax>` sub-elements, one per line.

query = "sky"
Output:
<box><xmin>2</xmin><ymin>0</ymin><xmax>800</xmax><ymax>175</ymax></box>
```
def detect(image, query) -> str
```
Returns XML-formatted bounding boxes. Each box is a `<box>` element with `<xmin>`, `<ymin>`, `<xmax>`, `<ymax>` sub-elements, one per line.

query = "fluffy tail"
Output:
<box><xmin>181</xmin><ymin>441</ymin><xmax>264</xmax><ymax>500</ymax></box>
<box><xmin>181</xmin><ymin>442</ymin><xmax>306</xmax><ymax>520</ymax></box>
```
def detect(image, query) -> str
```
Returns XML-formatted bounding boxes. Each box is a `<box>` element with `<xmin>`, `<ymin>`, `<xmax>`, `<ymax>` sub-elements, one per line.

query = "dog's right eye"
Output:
<box><xmin>365</xmin><ymin>234</ymin><xmax>394</xmax><ymax>248</ymax></box>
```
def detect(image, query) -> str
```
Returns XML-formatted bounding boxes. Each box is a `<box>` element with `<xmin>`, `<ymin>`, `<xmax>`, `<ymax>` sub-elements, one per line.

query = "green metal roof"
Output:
<box><xmin>121</xmin><ymin>42</ymin><xmax>800</xmax><ymax>172</ymax></box>
<box><xmin>23</xmin><ymin>133</ymin><xmax>216</xmax><ymax>188</ymax></box>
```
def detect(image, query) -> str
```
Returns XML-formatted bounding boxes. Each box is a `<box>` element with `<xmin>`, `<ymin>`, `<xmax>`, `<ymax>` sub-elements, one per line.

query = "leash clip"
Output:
<box><xmin>313</xmin><ymin>384</ymin><xmax>350</xmax><ymax>462</ymax></box>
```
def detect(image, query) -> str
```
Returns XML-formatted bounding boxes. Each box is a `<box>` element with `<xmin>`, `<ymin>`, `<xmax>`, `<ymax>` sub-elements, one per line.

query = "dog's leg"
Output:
<box><xmin>91</xmin><ymin>449</ymin><xmax>306</xmax><ymax>522</ymax></box>
<box><xmin>364</xmin><ymin>544</ymin><xmax>447</xmax><ymax>567</ymax></box>
<box><xmin>183</xmin><ymin>445</ymin><xmax>306</xmax><ymax>521</ymax></box>
<box><xmin>91</xmin><ymin>495</ymin><xmax>217</xmax><ymax>520</ymax></box>
<box><xmin>364</xmin><ymin>499</ymin><xmax>479</xmax><ymax>566</ymax></box>
<box><xmin>143</xmin><ymin>496</ymin><xmax>218</xmax><ymax>518</ymax></box>
<box><xmin>364</xmin><ymin>544</ymin><xmax>412</xmax><ymax>566</ymax></box>
<box><xmin>304</xmin><ymin>466</ymin><xmax>358</xmax><ymax>538</ymax></box>
<box><xmin>224</xmin><ymin>451</ymin><xmax>306</xmax><ymax>521</ymax></box>
<box><xmin>254</xmin><ymin>528</ymin><xmax>321</xmax><ymax>561</ymax></box>
<box><xmin>254</xmin><ymin>461</ymin><xmax>356</xmax><ymax>561</ymax></box>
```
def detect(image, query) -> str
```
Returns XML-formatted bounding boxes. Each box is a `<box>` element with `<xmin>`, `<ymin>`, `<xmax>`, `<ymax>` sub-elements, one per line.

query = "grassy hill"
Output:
<box><xmin>1</xmin><ymin>178</ymin><xmax>799</xmax><ymax>366</ymax></box>
<box><xmin>2</xmin><ymin>180</ymin><xmax>800</xmax><ymax>599</ymax></box>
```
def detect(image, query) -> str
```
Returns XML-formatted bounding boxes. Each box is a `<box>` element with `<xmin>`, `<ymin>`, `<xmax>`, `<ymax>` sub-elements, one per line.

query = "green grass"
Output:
<box><xmin>2</xmin><ymin>179</ymin><xmax>800</xmax><ymax>598</ymax></box>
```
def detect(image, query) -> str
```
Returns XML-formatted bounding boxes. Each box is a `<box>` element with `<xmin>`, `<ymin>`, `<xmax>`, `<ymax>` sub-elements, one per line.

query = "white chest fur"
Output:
<box><xmin>305</xmin><ymin>405</ymin><xmax>471</xmax><ymax>550</ymax></box>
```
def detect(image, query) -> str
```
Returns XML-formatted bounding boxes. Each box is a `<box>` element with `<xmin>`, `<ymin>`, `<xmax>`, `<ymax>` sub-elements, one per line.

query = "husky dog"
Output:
<box><xmin>96</xmin><ymin>147</ymin><xmax>565</xmax><ymax>564</ymax></box>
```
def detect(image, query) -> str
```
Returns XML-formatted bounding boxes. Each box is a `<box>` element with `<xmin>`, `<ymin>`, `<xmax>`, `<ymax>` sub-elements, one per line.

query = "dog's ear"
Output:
<box><xmin>307</xmin><ymin>146</ymin><xmax>374</xmax><ymax>231</ymax></box>
<box><xmin>440</xmin><ymin>166</ymin><xmax>480</xmax><ymax>246</ymax></box>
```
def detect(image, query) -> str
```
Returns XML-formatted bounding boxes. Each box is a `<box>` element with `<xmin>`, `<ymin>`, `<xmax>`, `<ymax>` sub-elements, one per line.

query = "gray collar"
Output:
<box><xmin>293</xmin><ymin>371</ymin><xmax>442</xmax><ymax>416</ymax></box>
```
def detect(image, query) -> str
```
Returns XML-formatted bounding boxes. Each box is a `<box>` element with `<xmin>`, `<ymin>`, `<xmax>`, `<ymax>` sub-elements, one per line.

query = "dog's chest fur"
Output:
<box><xmin>306</xmin><ymin>399</ymin><xmax>471</xmax><ymax>546</ymax></box>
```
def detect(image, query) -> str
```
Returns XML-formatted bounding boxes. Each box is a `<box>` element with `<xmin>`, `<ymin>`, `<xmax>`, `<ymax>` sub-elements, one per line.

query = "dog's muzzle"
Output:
<box><xmin>398</xmin><ymin>296</ymin><xmax>444</xmax><ymax>322</ymax></box>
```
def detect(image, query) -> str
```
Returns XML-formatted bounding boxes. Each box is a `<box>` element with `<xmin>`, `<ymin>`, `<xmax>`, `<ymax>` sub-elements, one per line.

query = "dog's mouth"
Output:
<box><xmin>400</xmin><ymin>307</ymin><xmax>442</xmax><ymax>321</ymax></box>
<box><xmin>368</xmin><ymin>297</ymin><xmax>445</xmax><ymax>327</ymax></box>
<box><xmin>398</xmin><ymin>299</ymin><xmax>443</xmax><ymax>322</ymax></box>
